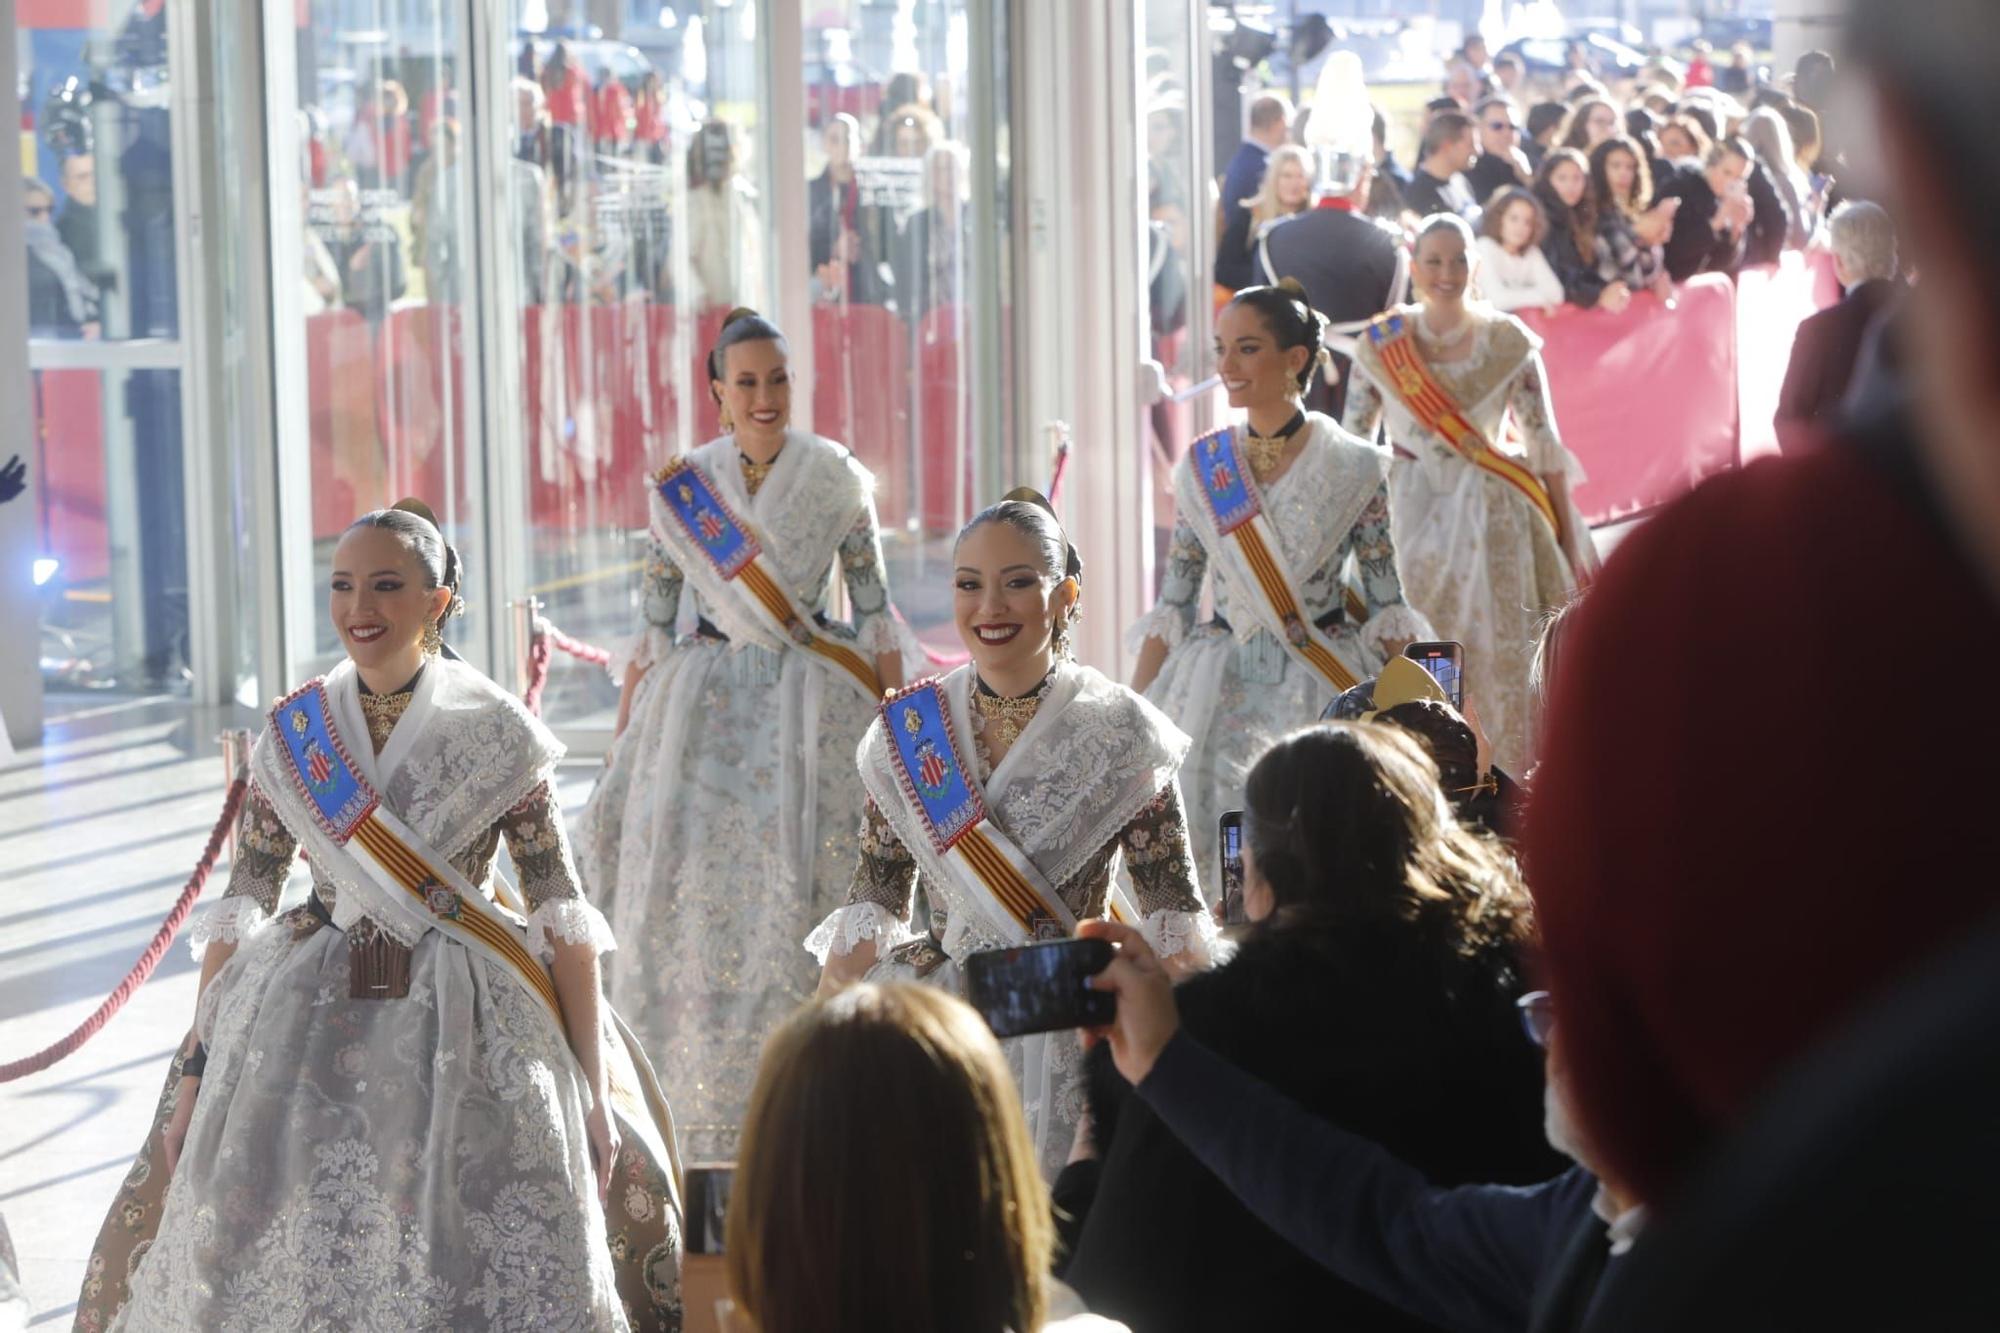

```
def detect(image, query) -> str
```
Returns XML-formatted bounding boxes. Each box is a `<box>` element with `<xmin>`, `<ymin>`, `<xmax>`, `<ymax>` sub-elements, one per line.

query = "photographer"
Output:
<box><xmin>1079</xmin><ymin>925</ymin><xmax>1636</xmax><ymax>1333</ymax></box>
<box><xmin>1061</xmin><ymin>723</ymin><xmax>1560</xmax><ymax>1332</ymax></box>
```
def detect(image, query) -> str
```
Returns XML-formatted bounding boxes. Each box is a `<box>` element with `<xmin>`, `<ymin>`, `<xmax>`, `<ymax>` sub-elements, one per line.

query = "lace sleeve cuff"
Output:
<box><xmin>804</xmin><ymin>901</ymin><xmax>917</xmax><ymax>966</ymax></box>
<box><xmin>606</xmin><ymin>625</ymin><xmax>675</xmax><ymax>683</ymax></box>
<box><xmin>524</xmin><ymin>896</ymin><xmax>618</xmax><ymax>962</ymax></box>
<box><xmin>1138</xmin><ymin>906</ymin><xmax>1219</xmax><ymax>965</ymax></box>
<box><xmin>1362</xmin><ymin>603</ymin><xmax>1436</xmax><ymax>662</ymax></box>
<box><xmin>186</xmin><ymin>895</ymin><xmax>274</xmax><ymax>960</ymax></box>
<box><xmin>1126</xmin><ymin>599</ymin><xmax>1192</xmax><ymax>653</ymax></box>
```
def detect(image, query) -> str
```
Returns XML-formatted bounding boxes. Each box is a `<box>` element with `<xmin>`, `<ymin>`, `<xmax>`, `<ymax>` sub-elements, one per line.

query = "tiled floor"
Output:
<box><xmin>0</xmin><ymin>692</ymin><xmax>599</xmax><ymax>1326</ymax></box>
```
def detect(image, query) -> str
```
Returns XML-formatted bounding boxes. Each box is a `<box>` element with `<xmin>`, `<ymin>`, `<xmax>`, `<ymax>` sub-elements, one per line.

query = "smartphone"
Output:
<box><xmin>964</xmin><ymin>938</ymin><xmax>1117</xmax><ymax>1039</ymax></box>
<box><xmin>684</xmin><ymin>1165</ymin><xmax>733</xmax><ymax>1255</ymax></box>
<box><xmin>1404</xmin><ymin>640</ymin><xmax>1465</xmax><ymax>711</ymax></box>
<box><xmin>1219</xmin><ymin>810</ymin><xmax>1247</xmax><ymax>926</ymax></box>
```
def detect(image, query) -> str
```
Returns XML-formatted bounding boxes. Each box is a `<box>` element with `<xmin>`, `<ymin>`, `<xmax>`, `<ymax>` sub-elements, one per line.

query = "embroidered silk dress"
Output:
<box><xmin>580</xmin><ymin>431</ymin><xmax>905</xmax><ymax>1163</ymax></box>
<box><xmin>85</xmin><ymin>659</ymin><xmax>682</xmax><ymax>1333</ymax></box>
<box><xmin>1343</xmin><ymin>308</ymin><xmax>1593</xmax><ymax>772</ymax></box>
<box><xmin>807</xmin><ymin>661</ymin><xmax>1213</xmax><ymax>1179</ymax></box>
<box><xmin>1130</xmin><ymin>412</ymin><xmax>1431</xmax><ymax>880</ymax></box>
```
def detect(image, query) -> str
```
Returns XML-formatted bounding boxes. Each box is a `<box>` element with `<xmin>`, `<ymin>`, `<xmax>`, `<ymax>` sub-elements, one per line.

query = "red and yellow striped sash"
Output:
<box><xmin>1229</xmin><ymin>519</ymin><xmax>1360</xmax><ymax>694</ymax></box>
<box><xmin>350</xmin><ymin>813</ymin><xmax>563</xmax><ymax>1018</ymax></box>
<box><xmin>1368</xmin><ymin>316</ymin><xmax>1559</xmax><ymax>535</ymax></box>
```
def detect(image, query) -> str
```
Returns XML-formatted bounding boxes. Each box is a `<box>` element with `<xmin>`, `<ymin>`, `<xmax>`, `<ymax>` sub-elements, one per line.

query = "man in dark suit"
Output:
<box><xmin>1213</xmin><ymin>93</ymin><xmax>1294</xmax><ymax>293</ymax></box>
<box><xmin>1774</xmin><ymin>200</ymin><xmax>1897</xmax><ymax>454</ymax></box>
<box><xmin>1257</xmin><ymin>157</ymin><xmax>1406</xmax><ymax>418</ymax></box>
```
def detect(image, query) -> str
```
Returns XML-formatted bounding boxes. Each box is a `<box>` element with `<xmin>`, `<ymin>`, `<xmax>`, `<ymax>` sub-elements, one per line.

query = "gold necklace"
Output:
<box><xmin>358</xmin><ymin>688</ymin><xmax>414</xmax><ymax>753</ymax></box>
<box><xmin>741</xmin><ymin>450</ymin><xmax>779</xmax><ymax>495</ymax></box>
<box><xmin>972</xmin><ymin>685</ymin><xmax>1044</xmax><ymax>752</ymax></box>
<box><xmin>1243</xmin><ymin>411</ymin><xmax>1304</xmax><ymax>482</ymax></box>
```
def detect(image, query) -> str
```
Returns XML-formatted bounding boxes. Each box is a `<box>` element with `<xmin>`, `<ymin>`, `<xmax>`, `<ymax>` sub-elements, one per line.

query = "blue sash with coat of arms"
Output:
<box><xmin>651</xmin><ymin>458</ymin><xmax>883</xmax><ymax>699</ymax></box>
<box><xmin>878</xmin><ymin>680</ymin><xmax>1075</xmax><ymax>943</ymax></box>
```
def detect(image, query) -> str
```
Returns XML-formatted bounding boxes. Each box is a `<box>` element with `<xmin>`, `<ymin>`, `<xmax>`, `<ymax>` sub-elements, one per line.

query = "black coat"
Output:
<box><xmin>1536</xmin><ymin>199</ymin><xmax>1609</xmax><ymax>308</ymax></box>
<box><xmin>1062</xmin><ymin>918</ymin><xmax>1564</xmax><ymax>1333</ymax></box>
<box><xmin>1258</xmin><ymin>207</ymin><xmax>1405</xmax><ymax>417</ymax></box>
<box><xmin>1656</xmin><ymin>165</ymin><xmax>1747</xmax><ymax>282</ymax></box>
<box><xmin>1774</xmin><ymin>279</ymin><xmax>1895</xmax><ymax>454</ymax></box>
<box><xmin>1741</xmin><ymin>161</ymin><xmax>1791</xmax><ymax>268</ymax></box>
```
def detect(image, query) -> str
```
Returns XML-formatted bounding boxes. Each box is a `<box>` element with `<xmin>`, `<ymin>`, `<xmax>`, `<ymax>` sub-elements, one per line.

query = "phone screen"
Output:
<box><xmin>964</xmin><ymin>938</ymin><xmax>1116</xmax><ymax>1039</ymax></box>
<box><xmin>1219</xmin><ymin>810</ymin><xmax>1246</xmax><ymax>926</ymax></box>
<box><xmin>1404</xmin><ymin>641</ymin><xmax>1465</xmax><ymax>711</ymax></box>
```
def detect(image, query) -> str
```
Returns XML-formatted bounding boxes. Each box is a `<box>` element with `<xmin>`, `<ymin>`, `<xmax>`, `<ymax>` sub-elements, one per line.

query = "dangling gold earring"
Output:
<box><xmin>719</xmin><ymin>404</ymin><xmax>735</xmax><ymax>433</ymax></box>
<box><xmin>422</xmin><ymin>620</ymin><xmax>443</xmax><ymax>656</ymax></box>
<box><xmin>1050</xmin><ymin>613</ymin><xmax>1071</xmax><ymax>659</ymax></box>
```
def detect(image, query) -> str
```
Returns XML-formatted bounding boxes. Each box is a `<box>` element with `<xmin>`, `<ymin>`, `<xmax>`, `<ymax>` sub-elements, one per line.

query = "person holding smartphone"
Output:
<box><xmin>1060</xmin><ymin>723</ymin><xmax>1562</xmax><ymax>1333</ymax></box>
<box><xmin>810</xmin><ymin>492</ymin><xmax>1213</xmax><ymax>1180</ymax></box>
<box><xmin>1129</xmin><ymin>281</ymin><xmax>1434</xmax><ymax>887</ymax></box>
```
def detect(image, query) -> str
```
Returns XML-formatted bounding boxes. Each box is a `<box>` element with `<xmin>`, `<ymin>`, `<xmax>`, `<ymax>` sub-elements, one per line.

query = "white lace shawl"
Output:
<box><xmin>652</xmin><ymin>431</ymin><xmax>872</xmax><ymax>652</ymax></box>
<box><xmin>856</xmin><ymin>662</ymin><xmax>1192</xmax><ymax>954</ymax></box>
<box><xmin>246</xmin><ymin>658</ymin><xmax>569</xmax><ymax>948</ymax></box>
<box><xmin>1169</xmin><ymin>414</ymin><xmax>1389</xmax><ymax>647</ymax></box>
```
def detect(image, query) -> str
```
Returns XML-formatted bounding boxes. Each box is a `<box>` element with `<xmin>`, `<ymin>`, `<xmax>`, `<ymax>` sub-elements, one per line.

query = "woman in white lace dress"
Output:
<box><xmin>581</xmin><ymin>310</ymin><xmax>907</xmax><ymax>1164</ymax></box>
<box><xmin>1130</xmin><ymin>282</ymin><xmax>1431</xmax><ymax>882</ymax></box>
<box><xmin>88</xmin><ymin>505</ymin><xmax>682</xmax><ymax>1332</ymax></box>
<box><xmin>811</xmin><ymin>494</ymin><xmax>1213</xmax><ymax>1180</ymax></box>
<box><xmin>1342</xmin><ymin>215</ymin><xmax>1597</xmax><ymax>773</ymax></box>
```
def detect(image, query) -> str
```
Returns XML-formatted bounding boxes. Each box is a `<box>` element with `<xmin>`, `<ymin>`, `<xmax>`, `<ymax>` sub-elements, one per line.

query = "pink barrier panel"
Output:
<box><xmin>917</xmin><ymin>305</ymin><xmax>973</xmax><ymax>532</ymax></box>
<box><xmin>1735</xmin><ymin>251</ymin><xmax>1841</xmax><ymax>464</ymax></box>
<box><xmin>813</xmin><ymin>302</ymin><xmax>910</xmax><ymax>529</ymax></box>
<box><xmin>307</xmin><ymin>309</ymin><xmax>380</xmax><ymax>539</ymax></box>
<box><xmin>34</xmin><ymin>369</ymin><xmax>109</xmax><ymax>584</ymax></box>
<box><xmin>375</xmin><ymin>304</ymin><xmax>465</xmax><ymax>515</ymax></box>
<box><xmin>1521</xmin><ymin>275</ymin><xmax>1739</xmax><ymax>526</ymax></box>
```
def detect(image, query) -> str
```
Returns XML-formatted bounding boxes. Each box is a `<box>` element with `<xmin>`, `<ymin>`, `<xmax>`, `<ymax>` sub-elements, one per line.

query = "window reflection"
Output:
<box><xmin>505</xmin><ymin>6</ymin><xmax>769</xmax><ymax>729</ymax></box>
<box><xmin>803</xmin><ymin>2</ymin><xmax>1008</xmax><ymax>654</ymax></box>
<box><xmin>19</xmin><ymin>0</ymin><xmax>188</xmax><ymax>692</ymax></box>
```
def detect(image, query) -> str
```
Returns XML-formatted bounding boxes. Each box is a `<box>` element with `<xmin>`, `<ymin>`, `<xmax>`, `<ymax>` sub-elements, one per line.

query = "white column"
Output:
<box><xmin>0</xmin><ymin>0</ymin><xmax>49</xmax><ymax>749</ymax></box>
<box><xmin>1014</xmin><ymin>0</ymin><xmax>1150</xmax><ymax>676</ymax></box>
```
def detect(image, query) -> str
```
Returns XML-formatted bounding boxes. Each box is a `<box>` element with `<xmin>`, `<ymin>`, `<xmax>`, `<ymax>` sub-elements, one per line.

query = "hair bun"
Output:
<box><xmin>391</xmin><ymin>496</ymin><xmax>441</xmax><ymax>530</ymax></box>
<box><xmin>722</xmin><ymin>306</ymin><xmax>762</xmax><ymax>328</ymax></box>
<box><xmin>1276</xmin><ymin>276</ymin><xmax>1309</xmax><ymax>300</ymax></box>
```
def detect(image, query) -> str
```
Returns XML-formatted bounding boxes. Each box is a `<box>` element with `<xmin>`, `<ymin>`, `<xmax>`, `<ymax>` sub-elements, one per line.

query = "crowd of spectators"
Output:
<box><xmin>1216</xmin><ymin>34</ymin><xmax>1852</xmax><ymax>323</ymax></box>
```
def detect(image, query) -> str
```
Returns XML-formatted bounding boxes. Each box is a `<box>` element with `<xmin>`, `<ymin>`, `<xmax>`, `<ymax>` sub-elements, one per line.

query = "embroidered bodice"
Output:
<box><xmin>640</xmin><ymin>432</ymin><xmax>899</xmax><ymax>658</ymax></box>
<box><xmin>1136</xmin><ymin>416</ymin><xmax>1411</xmax><ymax>656</ymax></box>
<box><xmin>845</xmin><ymin>780</ymin><xmax>1203</xmax><ymax>957</ymax></box>
<box><xmin>1343</xmin><ymin>309</ymin><xmax>1574</xmax><ymax>481</ymax></box>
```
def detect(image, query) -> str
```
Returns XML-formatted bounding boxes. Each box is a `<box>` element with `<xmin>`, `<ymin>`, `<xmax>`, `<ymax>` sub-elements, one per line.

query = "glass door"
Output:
<box><xmin>17</xmin><ymin>0</ymin><xmax>194</xmax><ymax>695</ymax></box>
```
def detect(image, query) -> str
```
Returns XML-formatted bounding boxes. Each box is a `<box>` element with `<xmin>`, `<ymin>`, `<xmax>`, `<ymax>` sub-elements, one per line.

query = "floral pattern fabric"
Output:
<box><xmin>1132</xmin><ymin>416</ymin><xmax>1430</xmax><ymax>878</ymax></box>
<box><xmin>87</xmin><ymin>664</ymin><xmax>683</xmax><ymax>1331</ymax></box>
<box><xmin>1344</xmin><ymin>308</ymin><xmax>1587</xmax><ymax>772</ymax></box>
<box><xmin>580</xmin><ymin>432</ymin><xmax>897</xmax><ymax>1164</ymax></box>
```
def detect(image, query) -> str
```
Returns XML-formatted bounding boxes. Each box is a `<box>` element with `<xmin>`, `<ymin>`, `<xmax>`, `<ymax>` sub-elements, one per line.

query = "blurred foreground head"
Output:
<box><xmin>1525</xmin><ymin>0</ymin><xmax>2000</xmax><ymax>1210</ymax></box>
<box><xmin>726</xmin><ymin>984</ymin><xmax>1052</xmax><ymax>1333</ymax></box>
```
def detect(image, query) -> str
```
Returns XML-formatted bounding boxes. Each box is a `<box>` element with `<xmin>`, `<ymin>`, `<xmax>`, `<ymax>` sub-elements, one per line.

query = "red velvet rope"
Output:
<box><xmin>521</xmin><ymin>617</ymin><xmax>614</xmax><ymax>717</ymax></box>
<box><xmin>0</xmin><ymin>773</ymin><xmax>250</xmax><ymax>1084</ymax></box>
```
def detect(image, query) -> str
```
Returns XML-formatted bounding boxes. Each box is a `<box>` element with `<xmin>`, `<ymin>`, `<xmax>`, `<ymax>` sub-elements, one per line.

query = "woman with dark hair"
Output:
<box><xmin>83</xmin><ymin>502</ymin><xmax>685</xmax><ymax>1331</ymax></box>
<box><xmin>814</xmin><ymin>492</ymin><xmax>1210</xmax><ymax>1177</ymax></box>
<box><xmin>1590</xmin><ymin>135</ymin><xmax>1675</xmax><ymax>300</ymax></box>
<box><xmin>1559</xmin><ymin>95</ymin><xmax>1620</xmax><ymax>153</ymax></box>
<box><xmin>1533</xmin><ymin>147</ymin><xmax>1617</xmax><ymax>309</ymax></box>
<box><xmin>1475</xmin><ymin>186</ymin><xmax>1565</xmax><ymax>312</ymax></box>
<box><xmin>1344</xmin><ymin>215</ymin><xmax>1595</xmax><ymax>773</ymax></box>
<box><xmin>1130</xmin><ymin>280</ymin><xmax>1431</xmax><ymax>882</ymax></box>
<box><xmin>584</xmin><ymin>310</ymin><xmax>908</xmax><ymax>1166</ymax></box>
<box><xmin>1658</xmin><ymin>113</ymin><xmax>1713</xmax><ymax>165</ymax></box>
<box><xmin>1063</xmin><ymin>723</ymin><xmax>1561</xmax><ymax>1332</ymax></box>
<box><xmin>727</xmin><ymin>984</ymin><xmax>1127</xmax><ymax>1333</ymax></box>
